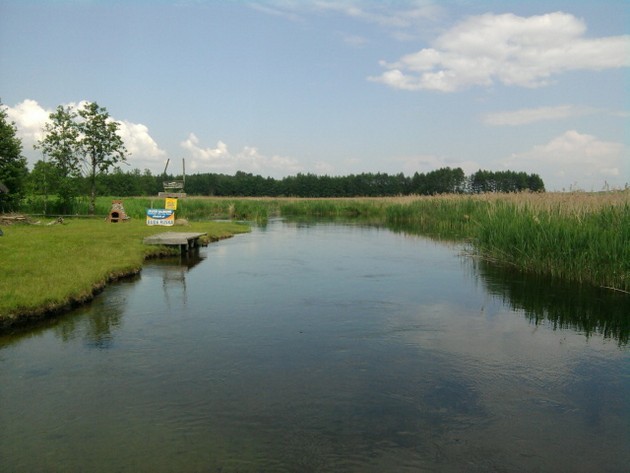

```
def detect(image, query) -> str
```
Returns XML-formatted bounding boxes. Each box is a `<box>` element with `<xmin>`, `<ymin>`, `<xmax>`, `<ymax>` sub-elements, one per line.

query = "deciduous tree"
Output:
<box><xmin>76</xmin><ymin>102</ymin><xmax>128</xmax><ymax>214</ymax></box>
<box><xmin>35</xmin><ymin>105</ymin><xmax>81</xmax><ymax>212</ymax></box>
<box><xmin>0</xmin><ymin>101</ymin><xmax>28</xmax><ymax>211</ymax></box>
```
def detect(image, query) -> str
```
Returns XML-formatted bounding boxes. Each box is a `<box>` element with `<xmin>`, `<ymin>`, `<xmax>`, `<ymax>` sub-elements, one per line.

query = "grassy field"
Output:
<box><xmin>0</xmin><ymin>218</ymin><xmax>249</xmax><ymax>328</ymax></box>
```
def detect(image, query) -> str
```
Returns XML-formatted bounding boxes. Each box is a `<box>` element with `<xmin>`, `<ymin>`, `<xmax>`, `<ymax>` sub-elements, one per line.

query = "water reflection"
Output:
<box><xmin>468</xmin><ymin>257</ymin><xmax>630</xmax><ymax>346</ymax></box>
<box><xmin>1</xmin><ymin>222</ymin><xmax>628</xmax><ymax>473</ymax></box>
<box><xmin>145</xmin><ymin>251</ymin><xmax>206</xmax><ymax>309</ymax></box>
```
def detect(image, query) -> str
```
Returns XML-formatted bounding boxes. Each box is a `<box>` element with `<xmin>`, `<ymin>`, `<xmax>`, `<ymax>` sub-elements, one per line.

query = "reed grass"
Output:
<box><xmin>474</xmin><ymin>197</ymin><xmax>629</xmax><ymax>289</ymax></box>
<box><xmin>0</xmin><ymin>218</ymin><xmax>249</xmax><ymax>327</ymax></box>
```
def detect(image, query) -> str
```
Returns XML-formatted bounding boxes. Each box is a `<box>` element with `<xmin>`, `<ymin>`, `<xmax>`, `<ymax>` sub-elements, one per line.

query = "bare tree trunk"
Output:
<box><xmin>88</xmin><ymin>159</ymin><xmax>97</xmax><ymax>215</ymax></box>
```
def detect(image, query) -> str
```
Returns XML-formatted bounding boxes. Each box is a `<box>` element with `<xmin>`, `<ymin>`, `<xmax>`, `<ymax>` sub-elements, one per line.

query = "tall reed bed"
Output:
<box><xmin>473</xmin><ymin>194</ymin><xmax>629</xmax><ymax>290</ymax></box>
<box><xmin>279</xmin><ymin>198</ymin><xmax>388</xmax><ymax>219</ymax></box>
<box><xmin>386</xmin><ymin>191</ymin><xmax>629</xmax><ymax>291</ymax></box>
<box><xmin>385</xmin><ymin>196</ymin><xmax>484</xmax><ymax>237</ymax></box>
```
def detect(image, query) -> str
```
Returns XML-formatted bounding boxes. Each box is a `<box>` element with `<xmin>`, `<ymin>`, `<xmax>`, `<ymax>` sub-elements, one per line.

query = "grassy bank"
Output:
<box><xmin>0</xmin><ymin>218</ymin><xmax>249</xmax><ymax>328</ymax></box>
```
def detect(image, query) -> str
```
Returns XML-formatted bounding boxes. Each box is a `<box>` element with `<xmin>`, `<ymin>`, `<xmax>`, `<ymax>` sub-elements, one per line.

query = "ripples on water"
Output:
<box><xmin>0</xmin><ymin>220</ymin><xmax>628</xmax><ymax>472</ymax></box>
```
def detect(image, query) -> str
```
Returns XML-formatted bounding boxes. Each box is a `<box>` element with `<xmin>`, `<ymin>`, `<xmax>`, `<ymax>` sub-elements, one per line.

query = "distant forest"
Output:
<box><xmin>28</xmin><ymin>165</ymin><xmax>545</xmax><ymax>198</ymax></box>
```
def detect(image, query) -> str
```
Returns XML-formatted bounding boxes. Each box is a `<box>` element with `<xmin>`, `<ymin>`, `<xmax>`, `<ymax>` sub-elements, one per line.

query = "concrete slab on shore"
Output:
<box><xmin>143</xmin><ymin>232</ymin><xmax>206</xmax><ymax>246</ymax></box>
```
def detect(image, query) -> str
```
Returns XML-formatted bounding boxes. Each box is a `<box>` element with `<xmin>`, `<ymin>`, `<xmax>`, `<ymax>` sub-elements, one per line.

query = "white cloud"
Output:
<box><xmin>501</xmin><ymin>130</ymin><xmax>627</xmax><ymax>191</ymax></box>
<box><xmin>252</xmin><ymin>0</ymin><xmax>443</xmax><ymax>36</ymax></box>
<box><xmin>116</xmin><ymin>121</ymin><xmax>167</xmax><ymax>170</ymax></box>
<box><xmin>311</xmin><ymin>0</ymin><xmax>443</xmax><ymax>29</ymax></box>
<box><xmin>370</xmin><ymin>12</ymin><xmax>630</xmax><ymax>92</ymax></box>
<box><xmin>482</xmin><ymin>105</ymin><xmax>595</xmax><ymax>126</ymax></box>
<box><xmin>248</xmin><ymin>2</ymin><xmax>303</xmax><ymax>22</ymax></box>
<box><xmin>4</xmin><ymin>99</ymin><xmax>166</xmax><ymax>170</ymax></box>
<box><xmin>180</xmin><ymin>133</ymin><xmax>303</xmax><ymax>178</ymax></box>
<box><xmin>5</xmin><ymin>99</ymin><xmax>49</xmax><ymax>149</ymax></box>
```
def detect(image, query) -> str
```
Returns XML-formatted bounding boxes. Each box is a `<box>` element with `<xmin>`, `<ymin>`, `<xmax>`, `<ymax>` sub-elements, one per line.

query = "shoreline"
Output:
<box><xmin>0</xmin><ymin>219</ymin><xmax>249</xmax><ymax>334</ymax></box>
<box><xmin>0</xmin><ymin>266</ymin><xmax>142</xmax><ymax>332</ymax></box>
<box><xmin>0</xmin><ymin>239</ymin><xmax>235</xmax><ymax>333</ymax></box>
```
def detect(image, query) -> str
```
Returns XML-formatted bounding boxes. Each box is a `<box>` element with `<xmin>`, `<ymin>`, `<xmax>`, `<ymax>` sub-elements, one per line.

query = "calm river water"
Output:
<box><xmin>1</xmin><ymin>220</ymin><xmax>629</xmax><ymax>472</ymax></box>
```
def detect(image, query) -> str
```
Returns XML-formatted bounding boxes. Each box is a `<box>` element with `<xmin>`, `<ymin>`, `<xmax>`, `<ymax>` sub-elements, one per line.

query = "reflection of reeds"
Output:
<box><xmin>470</xmin><ymin>257</ymin><xmax>630</xmax><ymax>346</ymax></box>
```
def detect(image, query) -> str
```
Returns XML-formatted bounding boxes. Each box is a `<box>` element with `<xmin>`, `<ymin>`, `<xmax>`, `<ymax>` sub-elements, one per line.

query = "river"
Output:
<box><xmin>1</xmin><ymin>219</ymin><xmax>628</xmax><ymax>472</ymax></box>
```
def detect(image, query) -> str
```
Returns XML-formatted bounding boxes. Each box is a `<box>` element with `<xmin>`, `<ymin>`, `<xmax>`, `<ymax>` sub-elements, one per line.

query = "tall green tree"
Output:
<box><xmin>27</xmin><ymin>159</ymin><xmax>64</xmax><ymax>214</ymax></box>
<box><xmin>35</xmin><ymin>105</ymin><xmax>82</xmax><ymax>212</ymax></box>
<box><xmin>76</xmin><ymin>102</ymin><xmax>127</xmax><ymax>214</ymax></box>
<box><xmin>0</xmin><ymin>101</ymin><xmax>28</xmax><ymax>211</ymax></box>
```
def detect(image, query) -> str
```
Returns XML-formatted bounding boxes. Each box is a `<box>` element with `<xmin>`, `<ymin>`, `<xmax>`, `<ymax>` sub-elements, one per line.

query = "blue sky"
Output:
<box><xmin>1</xmin><ymin>0</ymin><xmax>628</xmax><ymax>191</ymax></box>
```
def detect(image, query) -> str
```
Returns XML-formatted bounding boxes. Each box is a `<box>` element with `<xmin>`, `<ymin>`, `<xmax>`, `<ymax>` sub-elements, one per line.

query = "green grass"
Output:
<box><xmin>0</xmin><ymin>218</ymin><xmax>249</xmax><ymax>326</ymax></box>
<box><xmin>22</xmin><ymin>195</ymin><xmax>276</xmax><ymax>223</ymax></box>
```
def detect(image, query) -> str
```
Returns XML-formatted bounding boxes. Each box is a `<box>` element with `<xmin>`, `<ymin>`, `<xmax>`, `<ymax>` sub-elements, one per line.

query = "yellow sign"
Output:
<box><xmin>165</xmin><ymin>198</ymin><xmax>178</xmax><ymax>210</ymax></box>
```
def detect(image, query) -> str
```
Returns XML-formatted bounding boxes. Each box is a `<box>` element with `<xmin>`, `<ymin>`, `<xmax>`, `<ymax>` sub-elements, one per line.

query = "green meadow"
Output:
<box><xmin>0</xmin><ymin>218</ymin><xmax>249</xmax><ymax>328</ymax></box>
<box><xmin>3</xmin><ymin>190</ymin><xmax>628</xmax><ymax>328</ymax></box>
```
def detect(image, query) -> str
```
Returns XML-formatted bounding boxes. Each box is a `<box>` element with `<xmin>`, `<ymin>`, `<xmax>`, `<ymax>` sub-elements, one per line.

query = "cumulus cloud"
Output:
<box><xmin>116</xmin><ymin>120</ymin><xmax>167</xmax><ymax>170</ymax></box>
<box><xmin>370</xmin><ymin>12</ymin><xmax>630</xmax><ymax>92</ymax></box>
<box><xmin>482</xmin><ymin>105</ymin><xmax>595</xmax><ymax>126</ymax></box>
<box><xmin>4</xmin><ymin>99</ymin><xmax>166</xmax><ymax>170</ymax></box>
<box><xmin>180</xmin><ymin>133</ymin><xmax>303</xmax><ymax>178</ymax></box>
<box><xmin>5</xmin><ymin>99</ymin><xmax>49</xmax><ymax>149</ymax></box>
<box><xmin>501</xmin><ymin>130</ymin><xmax>627</xmax><ymax>191</ymax></box>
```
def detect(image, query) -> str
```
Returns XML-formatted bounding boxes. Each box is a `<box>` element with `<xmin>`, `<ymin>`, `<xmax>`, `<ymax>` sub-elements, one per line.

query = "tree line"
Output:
<box><xmin>1</xmin><ymin>100</ymin><xmax>544</xmax><ymax>213</ymax></box>
<box><xmin>183</xmin><ymin>167</ymin><xmax>544</xmax><ymax>197</ymax></box>
<box><xmin>25</xmin><ymin>166</ymin><xmax>544</xmax><ymax>201</ymax></box>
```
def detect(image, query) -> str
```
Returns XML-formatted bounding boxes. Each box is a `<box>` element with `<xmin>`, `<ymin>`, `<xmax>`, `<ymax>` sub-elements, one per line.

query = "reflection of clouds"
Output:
<box><xmin>393</xmin><ymin>299</ymin><xmax>626</xmax><ymax>373</ymax></box>
<box><xmin>386</xmin><ymin>299</ymin><xmax>629</xmax><ymax>469</ymax></box>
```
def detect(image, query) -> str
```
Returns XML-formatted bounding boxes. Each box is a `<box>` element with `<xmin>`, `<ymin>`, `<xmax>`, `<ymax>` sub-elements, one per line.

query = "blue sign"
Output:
<box><xmin>146</xmin><ymin>209</ymin><xmax>175</xmax><ymax>226</ymax></box>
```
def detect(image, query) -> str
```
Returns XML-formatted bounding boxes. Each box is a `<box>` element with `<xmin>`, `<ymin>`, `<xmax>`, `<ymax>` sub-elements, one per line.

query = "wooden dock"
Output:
<box><xmin>143</xmin><ymin>232</ymin><xmax>207</xmax><ymax>253</ymax></box>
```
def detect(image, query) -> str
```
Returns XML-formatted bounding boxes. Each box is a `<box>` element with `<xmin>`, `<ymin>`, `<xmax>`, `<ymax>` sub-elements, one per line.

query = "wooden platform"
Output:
<box><xmin>143</xmin><ymin>232</ymin><xmax>206</xmax><ymax>253</ymax></box>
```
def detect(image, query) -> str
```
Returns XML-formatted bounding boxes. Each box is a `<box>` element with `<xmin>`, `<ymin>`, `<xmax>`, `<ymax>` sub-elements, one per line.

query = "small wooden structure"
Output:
<box><xmin>143</xmin><ymin>232</ymin><xmax>207</xmax><ymax>254</ymax></box>
<box><xmin>160</xmin><ymin>158</ymin><xmax>186</xmax><ymax>198</ymax></box>
<box><xmin>106</xmin><ymin>200</ymin><xmax>130</xmax><ymax>223</ymax></box>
